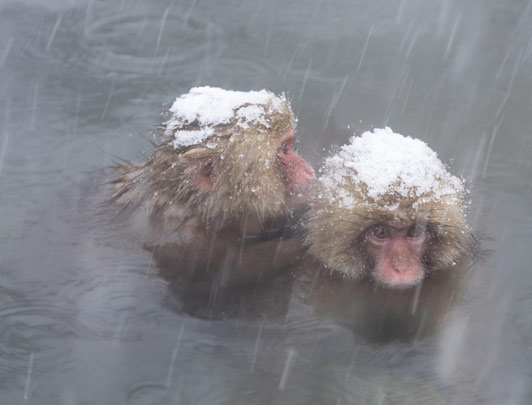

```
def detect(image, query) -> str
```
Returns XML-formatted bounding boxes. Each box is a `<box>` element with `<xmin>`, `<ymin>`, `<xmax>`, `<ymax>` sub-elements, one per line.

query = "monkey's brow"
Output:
<box><xmin>354</xmin><ymin>212</ymin><xmax>383</xmax><ymax>221</ymax></box>
<box><xmin>327</xmin><ymin>213</ymin><xmax>381</xmax><ymax>224</ymax></box>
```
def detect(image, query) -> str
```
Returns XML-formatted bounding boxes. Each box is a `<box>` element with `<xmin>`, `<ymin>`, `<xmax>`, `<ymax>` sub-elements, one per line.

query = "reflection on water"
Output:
<box><xmin>1</xmin><ymin>0</ymin><xmax>532</xmax><ymax>403</ymax></box>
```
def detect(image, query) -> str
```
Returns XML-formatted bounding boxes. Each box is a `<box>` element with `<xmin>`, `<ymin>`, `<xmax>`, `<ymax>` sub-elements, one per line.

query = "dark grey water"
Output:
<box><xmin>1</xmin><ymin>0</ymin><xmax>531</xmax><ymax>403</ymax></box>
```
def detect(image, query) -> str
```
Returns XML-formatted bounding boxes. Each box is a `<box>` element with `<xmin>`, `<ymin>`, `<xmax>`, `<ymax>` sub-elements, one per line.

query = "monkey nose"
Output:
<box><xmin>391</xmin><ymin>265</ymin><xmax>407</xmax><ymax>274</ymax></box>
<box><xmin>390</xmin><ymin>257</ymin><xmax>411</xmax><ymax>274</ymax></box>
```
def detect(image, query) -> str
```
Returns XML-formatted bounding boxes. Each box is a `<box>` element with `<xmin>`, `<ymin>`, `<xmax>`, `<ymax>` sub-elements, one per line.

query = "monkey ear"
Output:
<box><xmin>181</xmin><ymin>147</ymin><xmax>216</xmax><ymax>190</ymax></box>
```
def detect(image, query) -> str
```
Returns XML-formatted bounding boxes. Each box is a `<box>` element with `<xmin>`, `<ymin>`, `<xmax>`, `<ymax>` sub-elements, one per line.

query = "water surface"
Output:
<box><xmin>1</xmin><ymin>0</ymin><xmax>531</xmax><ymax>403</ymax></box>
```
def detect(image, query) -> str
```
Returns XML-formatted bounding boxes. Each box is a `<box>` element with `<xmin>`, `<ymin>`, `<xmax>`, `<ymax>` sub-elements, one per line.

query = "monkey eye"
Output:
<box><xmin>278</xmin><ymin>137</ymin><xmax>293</xmax><ymax>156</ymax></box>
<box><xmin>280</xmin><ymin>142</ymin><xmax>289</xmax><ymax>154</ymax></box>
<box><xmin>407</xmin><ymin>224</ymin><xmax>426</xmax><ymax>238</ymax></box>
<box><xmin>372</xmin><ymin>225</ymin><xmax>390</xmax><ymax>240</ymax></box>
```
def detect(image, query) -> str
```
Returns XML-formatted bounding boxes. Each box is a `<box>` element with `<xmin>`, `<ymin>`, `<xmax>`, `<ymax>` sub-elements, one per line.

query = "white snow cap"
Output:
<box><xmin>165</xmin><ymin>87</ymin><xmax>286</xmax><ymax>148</ymax></box>
<box><xmin>320</xmin><ymin>127</ymin><xmax>464</xmax><ymax>209</ymax></box>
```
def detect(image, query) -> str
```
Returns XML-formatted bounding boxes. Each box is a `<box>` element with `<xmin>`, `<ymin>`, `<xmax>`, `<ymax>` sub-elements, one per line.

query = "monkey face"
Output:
<box><xmin>276</xmin><ymin>130</ymin><xmax>315</xmax><ymax>209</ymax></box>
<box><xmin>364</xmin><ymin>222</ymin><xmax>429</xmax><ymax>289</ymax></box>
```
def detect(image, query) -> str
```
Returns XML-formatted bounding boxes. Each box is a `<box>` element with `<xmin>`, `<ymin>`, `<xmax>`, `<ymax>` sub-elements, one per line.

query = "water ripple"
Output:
<box><xmin>83</xmin><ymin>3</ymin><xmax>226</xmax><ymax>76</ymax></box>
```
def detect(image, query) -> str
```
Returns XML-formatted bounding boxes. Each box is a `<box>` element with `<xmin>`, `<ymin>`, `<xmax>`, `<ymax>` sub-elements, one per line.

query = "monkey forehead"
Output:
<box><xmin>319</xmin><ymin>127</ymin><xmax>465</xmax><ymax>208</ymax></box>
<box><xmin>165</xmin><ymin>87</ymin><xmax>292</xmax><ymax>148</ymax></box>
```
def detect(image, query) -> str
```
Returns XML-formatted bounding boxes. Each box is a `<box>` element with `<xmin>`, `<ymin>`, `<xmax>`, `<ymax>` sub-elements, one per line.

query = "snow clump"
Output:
<box><xmin>164</xmin><ymin>87</ymin><xmax>286</xmax><ymax>148</ymax></box>
<box><xmin>320</xmin><ymin>127</ymin><xmax>464</xmax><ymax>209</ymax></box>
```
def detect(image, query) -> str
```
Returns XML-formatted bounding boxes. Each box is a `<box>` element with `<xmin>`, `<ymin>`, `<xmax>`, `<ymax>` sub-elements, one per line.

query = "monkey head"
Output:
<box><xmin>113</xmin><ymin>87</ymin><xmax>314</xmax><ymax>234</ymax></box>
<box><xmin>306</xmin><ymin>127</ymin><xmax>477</xmax><ymax>289</ymax></box>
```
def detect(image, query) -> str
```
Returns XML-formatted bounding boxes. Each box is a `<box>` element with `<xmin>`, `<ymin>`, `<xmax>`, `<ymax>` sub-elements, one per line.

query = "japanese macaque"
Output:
<box><xmin>304</xmin><ymin>127</ymin><xmax>478</xmax><ymax>340</ymax></box>
<box><xmin>110</xmin><ymin>87</ymin><xmax>314</xmax><ymax>316</ymax></box>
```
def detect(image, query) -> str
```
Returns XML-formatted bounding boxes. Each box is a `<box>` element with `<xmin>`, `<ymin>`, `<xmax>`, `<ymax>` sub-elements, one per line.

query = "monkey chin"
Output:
<box><xmin>373</xmin><ymin>268</ymin><xmax>425</xmax><ymax>290</ymax></box>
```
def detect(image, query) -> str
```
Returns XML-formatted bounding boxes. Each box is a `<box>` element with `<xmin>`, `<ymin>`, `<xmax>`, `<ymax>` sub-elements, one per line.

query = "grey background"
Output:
<box><xmin>0</xmin><ymin>0</ymin><xmax>531</xmax><ymax>403</ymax></box>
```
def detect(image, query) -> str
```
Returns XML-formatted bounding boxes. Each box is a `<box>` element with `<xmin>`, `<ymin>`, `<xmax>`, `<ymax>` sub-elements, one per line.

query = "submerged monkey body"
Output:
<box><xmin>307</xmin><ymin>264</ymin><xmax>467</xmax><ymax>341</ymax></box>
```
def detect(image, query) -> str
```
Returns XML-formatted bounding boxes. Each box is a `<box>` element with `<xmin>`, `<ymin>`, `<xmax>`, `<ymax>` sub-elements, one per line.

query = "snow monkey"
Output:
<box><xmin>111</xmin><ymin>87</ymin><xmax>314</xmax><ymax>297</ymax></box>
<box><xmin>304</xmin><ymin>127</ymin><xmax>478</xmax><ymax>339</ymax></box>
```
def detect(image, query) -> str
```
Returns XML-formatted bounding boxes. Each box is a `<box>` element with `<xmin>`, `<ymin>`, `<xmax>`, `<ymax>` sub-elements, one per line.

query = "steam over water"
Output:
<box><xmin>1</xmin><ymin>0</ymin><xmax>531</xmax><ymax>403</ymax></box>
